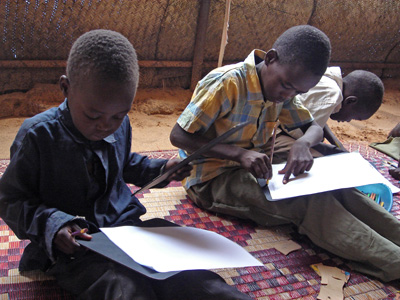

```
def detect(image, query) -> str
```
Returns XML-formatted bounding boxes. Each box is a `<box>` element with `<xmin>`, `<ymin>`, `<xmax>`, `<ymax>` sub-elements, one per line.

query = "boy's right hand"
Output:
<box><xmin>164</xmin><ymin>158</ymin><xmax>193</xmax><ymax>182</ymax></box>
<box><xmin>54</xmin><ymin>224</ymin><xmax>92</xmax><ymax>255</ymax></box>
<box><xmin>279</xmin><ymin>141</ymin><xmax>313</xmax><ymax>184</ymax></box>
<box><xmin>239</xmin><ymin>150</ymin><xmax>272</xmax><ymax>180</ymax></box>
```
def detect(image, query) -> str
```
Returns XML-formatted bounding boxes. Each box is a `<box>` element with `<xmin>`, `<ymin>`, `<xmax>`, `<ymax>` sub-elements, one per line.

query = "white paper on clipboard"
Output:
<box><xmin>264</xmin><ymin>152</ymin><xmax>399</xmax><ymax>201</ymax></box>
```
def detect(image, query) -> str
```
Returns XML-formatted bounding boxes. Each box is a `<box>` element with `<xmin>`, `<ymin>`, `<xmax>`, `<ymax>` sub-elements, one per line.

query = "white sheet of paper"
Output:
<box><xmin>267</xmin><ymin>152</ymin><xmax>400</xmax><ymax>200</ymax></box>
<box><xmin>100</xmin><ymin>226</ymin><xmax>263</xmax><ymax>272</ymax></box>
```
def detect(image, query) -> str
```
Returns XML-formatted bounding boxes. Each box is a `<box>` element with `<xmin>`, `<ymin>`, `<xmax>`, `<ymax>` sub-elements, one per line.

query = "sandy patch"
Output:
<box><xmin>0</xmin><ymin>85</ymin><xmax>399</xmax><ymax>159</ymax></box>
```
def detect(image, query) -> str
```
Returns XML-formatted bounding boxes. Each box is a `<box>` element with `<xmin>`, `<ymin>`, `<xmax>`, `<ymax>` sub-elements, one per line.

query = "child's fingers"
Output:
<box><xmin>305</xmin><ymin>160</ymin><xmax>313</xmax><ymax>172</ymax></box>
<box><xmin>71</xmin><ymin>227</ymin><xmax>88</xmax><ymax>236</ymax></box>
<box><xmin>292</xmin><ymin>161</ymin><xmax>312</xmax><ymax>176</ymax></box>
<box><xmin>54</xmin><ymin>226</ymin><xmax>81</xmax><ymax>254</ymax></box>
<box><xmin>278</xmin><ymin>164</ymin><xmax>292</xmax><ymax>184</ymax></box>
<box><xmin>76</xmin><ymin>233</ymin><xmax>92</xmax><ymax>241</ymax></box>
<box><xmin>281</xmin><ymin>172</ymin><xmax>290</xmax><ymax>184</ymax></box>
<box><xmin>71</xmin><ymin>228</ymin><xmax>92</xmax><ymax>241</ymax></box>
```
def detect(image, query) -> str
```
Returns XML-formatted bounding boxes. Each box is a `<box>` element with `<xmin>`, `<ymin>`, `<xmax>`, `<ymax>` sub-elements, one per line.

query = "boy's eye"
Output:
<box><xmin>281</xmin><ymin>83</ymin><xmax>291</xmax><ymax>90</ymax></box>
<box><xmin>85</xmin><ymin>114</ymin><xmax>100</xmax><ymax>120</ymax></box>
<box><xmin>113</xmin><ymin>115</ymin><xmax>125</xmax><ymax>120</ymax></box>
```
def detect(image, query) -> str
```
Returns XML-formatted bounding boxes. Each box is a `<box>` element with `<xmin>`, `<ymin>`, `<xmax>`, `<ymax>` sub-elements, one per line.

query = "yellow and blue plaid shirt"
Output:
<box><xmin>177</xmin><ymin>49</ymin><xmax>313</xmax><ymax>189</ymax></box>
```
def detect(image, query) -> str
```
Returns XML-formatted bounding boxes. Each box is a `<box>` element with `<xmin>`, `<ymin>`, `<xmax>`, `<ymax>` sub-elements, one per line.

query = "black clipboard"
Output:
<box><xmin>78</xmin><ymin>218</ymin><xmax>181</xmax><ymax>280</ymax></box>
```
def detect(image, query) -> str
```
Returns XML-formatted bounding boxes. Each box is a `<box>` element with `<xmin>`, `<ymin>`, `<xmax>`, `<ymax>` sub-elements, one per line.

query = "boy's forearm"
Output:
<box><xmin>170</xmin><ymin>123</ymin><xmax>246</xmax><ymax>163</ymax></box>
<box><xmin>296</xmin><ymin>122</ymin><xmax>323</xmax><ymax>148</ymax></box>
<box><xmin>323</xmin><ymin>125</ymin><xmax>347</xmax><ymax>151</ymax></box>
<box><xmin>45</xmin><ymin>210</ymin><xmax>77</xmax><ymax>261</ymax></box>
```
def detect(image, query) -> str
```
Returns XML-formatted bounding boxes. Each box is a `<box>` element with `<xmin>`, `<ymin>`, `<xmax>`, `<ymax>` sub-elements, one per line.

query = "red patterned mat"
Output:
<box><xmin>1</xmin><ymin>145</ymin><xmax>399</xmax><ymax>299</ymax></box>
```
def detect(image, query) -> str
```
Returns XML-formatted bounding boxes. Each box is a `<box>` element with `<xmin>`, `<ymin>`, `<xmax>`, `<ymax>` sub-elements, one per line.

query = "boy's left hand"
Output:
<box><xmin>54</xmin><ymin>224</ymin><xmax>92</xmax><ymax>255</ymax></box>
<box><xmin>389</xmin><ymin>167</ymin><xmax>400</xmax><ymax>180</ymax></box>
<box><xmin>164</xmin><ymin>158</ymin><xmax>193</xmax><ymax>181</ymax></box>
<box><xmin>278</xmin><ymin>142</ymin><xmax>313</xmax><ymax>184</ymax></box>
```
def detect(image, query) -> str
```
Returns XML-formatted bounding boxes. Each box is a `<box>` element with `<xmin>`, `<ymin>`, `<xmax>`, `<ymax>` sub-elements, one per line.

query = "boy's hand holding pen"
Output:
<box><xmin>54</xmin><ymin>225</ymin><xmax>92</xmax><ymax>255</ymax></box>
<box><xmin>70</xmin><ymin>227</ymin><xmax>92</xmax><ymax>242</ymax></box>
<box><xmin>71</xmin><ymin>228</ymin><xmax>89</xmax><ymax>237</ymax></box>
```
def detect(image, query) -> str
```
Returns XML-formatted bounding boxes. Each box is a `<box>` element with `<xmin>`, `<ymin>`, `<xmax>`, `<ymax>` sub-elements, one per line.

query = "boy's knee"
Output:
<box><xmin>78</xmin><ymin>263</ymin><xmax>156</xmax><ymax>300</ymax></box>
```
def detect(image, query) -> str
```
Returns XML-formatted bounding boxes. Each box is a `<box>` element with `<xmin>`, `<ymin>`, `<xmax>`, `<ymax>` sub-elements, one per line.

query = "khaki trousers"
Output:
<box><xmin>187</xmin><ymin>167</ymin><xmax>400</xmax><ymax>282</ymax></box>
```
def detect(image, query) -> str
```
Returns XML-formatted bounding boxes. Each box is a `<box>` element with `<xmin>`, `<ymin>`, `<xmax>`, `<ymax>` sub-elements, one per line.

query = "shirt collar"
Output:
<box><xmin>324</xmin><ymin>66</ymin><xmax>343</xmax><ymax>91</ymax></box>
<box><xmin>243</xmin><ymin>50</ymin><xmax>266</xmax><ymax>95</ymax></box>
<box><xmin>243</xmin><ymin>50</ymin><xmax>283</xmax><ymax>109</ymax></box>
<box><xmin>243</xmin><ymin>50</ymin><xmax>269</xmax><ymax>103</ymax></box>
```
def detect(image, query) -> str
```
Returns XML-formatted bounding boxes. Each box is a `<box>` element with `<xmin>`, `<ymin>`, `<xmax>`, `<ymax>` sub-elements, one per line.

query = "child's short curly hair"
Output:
<box><xmin>67</xmin><ymin>29</ymin><xmax>139</xmax><ymax>88</ymax></box>
<box><xmin>344</xmin><ymin>70</ymin><xmax>384</xmax><ymax>115</ymax></box>
<box><xmin>273</xmin><ymin>25</ymin><xmax>331</xmax><ymax>76</ymax></box>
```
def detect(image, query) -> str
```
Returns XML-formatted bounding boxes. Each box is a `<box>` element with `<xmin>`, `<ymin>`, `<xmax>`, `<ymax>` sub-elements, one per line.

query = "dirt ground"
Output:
<box><xmin>0</xmin><ymin>83</ymin><xmax>399</xmax><ymax>159</ymax></box>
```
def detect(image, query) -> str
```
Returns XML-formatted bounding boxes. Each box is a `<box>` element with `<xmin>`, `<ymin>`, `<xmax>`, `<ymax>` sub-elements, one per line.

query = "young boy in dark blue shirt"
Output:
<box><xmin>0</xmin><ymin>29</ymin><xmax>252</xmax><ymax>300</ymax></box>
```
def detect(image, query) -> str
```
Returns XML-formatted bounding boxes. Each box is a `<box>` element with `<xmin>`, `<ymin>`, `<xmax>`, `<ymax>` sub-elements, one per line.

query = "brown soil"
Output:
<box><xmin>0</xmin><ymin>83</ymin><xmax>399</xmax><ymax>159</ymax></box>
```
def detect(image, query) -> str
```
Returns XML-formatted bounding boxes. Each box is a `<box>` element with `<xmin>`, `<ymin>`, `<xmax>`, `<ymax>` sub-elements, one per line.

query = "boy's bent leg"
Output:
<box><xmin>292</xmin><ymin>190</ymin><xmax>400</xmax><ymax>282</ymax></box>
<box><xmin>335</xmin><ymin>188</ymin><xmax>400</xmax><ymax>246</ymax></box>
<box><xmin>49</xmin><ymin>252</ymin><xmax>251</xmax><ymax>300</ymax></box>
<box><xmin>48</xmin><ymin>251</ymin><xmax>157</xmax><ymax>300</ymax></box>
<box><xmin>187</xmin><ymin>169</ymin><xmax>400</xmax><ymax>281</ymax></box>
<box><xmin>154</xmin><ymin>270</ymin><xmax>252</xmax><ymax>300</ymax></box>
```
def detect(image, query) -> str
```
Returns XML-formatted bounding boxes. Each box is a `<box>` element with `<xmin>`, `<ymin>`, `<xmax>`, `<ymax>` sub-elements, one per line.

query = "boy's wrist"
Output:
<box><xmin>293</xmin><ymin>138</ymin><xmax>311</xmax><ymax>149</ymax></box>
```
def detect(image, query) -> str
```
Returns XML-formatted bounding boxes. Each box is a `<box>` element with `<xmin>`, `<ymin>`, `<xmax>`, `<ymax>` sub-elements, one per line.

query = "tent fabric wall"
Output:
<box><xmin>1</xmin><ymin>0</ymin><xmax>399</xmax><ymax>93</ymax></box>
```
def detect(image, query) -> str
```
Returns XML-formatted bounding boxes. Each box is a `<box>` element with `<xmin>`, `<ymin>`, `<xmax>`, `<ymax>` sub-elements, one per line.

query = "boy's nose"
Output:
<box><xmin>97</xmin><ymin>119</ymin><xmax>112</xmax><ymax>131</ymax></box>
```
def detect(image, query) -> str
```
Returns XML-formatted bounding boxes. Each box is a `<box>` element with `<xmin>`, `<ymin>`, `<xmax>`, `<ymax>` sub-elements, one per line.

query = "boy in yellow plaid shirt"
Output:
<box><xmin>171</xmin><ymin>25</ymin><xmax>400</xmax><ymax>283</ymax></box>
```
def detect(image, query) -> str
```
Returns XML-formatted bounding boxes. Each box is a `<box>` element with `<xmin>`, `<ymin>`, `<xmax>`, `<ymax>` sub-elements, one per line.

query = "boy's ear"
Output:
<box><xmin>59</xmin><ymin>75</ymin><xmax>70</xmax><ymax>97</ymax></box>
<box><xmin>264</xmin><ymin>49</ymin><xmax>278</xmax><ymax>66</ymax></box>
<box><xmin>343</xmin><ymin>95</ymin><xmax>358</xmax><ymax>106</ymax></box>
